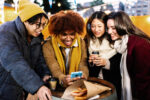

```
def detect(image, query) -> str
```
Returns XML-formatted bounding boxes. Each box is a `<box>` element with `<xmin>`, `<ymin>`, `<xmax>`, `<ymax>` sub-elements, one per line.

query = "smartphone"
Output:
<box><xmin>92</xmin><ymin>51</ymin><xmax>99</xmax><ymax>55</ymax></box>
<box><xmin>90</xmin><ymin>51</ymin><xmax>99</xmax><ymax>67</ymax></box>
<box><xmin>71</xmin><ymin>71</ymin><xmax>83</xmax><ymax>79</ymax></box>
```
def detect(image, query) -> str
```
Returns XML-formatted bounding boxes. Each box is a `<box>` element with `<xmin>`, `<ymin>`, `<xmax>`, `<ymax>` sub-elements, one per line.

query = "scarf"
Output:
<box><xmin>89</xmin><ymin>37</ymin><xmax>116</xmax><ymax>59</ymax></box>
<box><xmin>88</xmin><ymin>37</ymin><xmax>117</xmax><ymax>79</ymax></box>
<box><xmin>52</xmin><ymin>34</ymin><xmax>81</xmax><ymax>74</ymax></box>
<box><xmin>114</xmin><ymin>34</ymin><xmax>132</xmax><ymax>100</ymax></box>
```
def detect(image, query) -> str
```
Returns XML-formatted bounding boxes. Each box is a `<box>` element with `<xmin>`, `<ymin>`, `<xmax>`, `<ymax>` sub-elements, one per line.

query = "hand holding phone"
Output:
<box><xmin>71</xmin><ymin>71</ymin><xmax>83</xmax><ymax>79</ymax></box>
<box><xmin>89</xmin><ymin>51</ymin><xmax>100</xmax><ymax>67</ymax></box>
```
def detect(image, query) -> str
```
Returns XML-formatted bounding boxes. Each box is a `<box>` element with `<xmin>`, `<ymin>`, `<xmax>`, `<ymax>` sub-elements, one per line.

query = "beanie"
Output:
<box><xmin>18</xmin><ymin>0</ymin><xmax>45</xmax><ymax>22</ymax></box>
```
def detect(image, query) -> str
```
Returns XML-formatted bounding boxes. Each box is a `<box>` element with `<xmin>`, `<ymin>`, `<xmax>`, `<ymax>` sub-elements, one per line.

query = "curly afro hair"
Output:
<box><xmin>48</xmin><ymin>10</ymin><xmax>85</xmax><ymax>36</ymax></box>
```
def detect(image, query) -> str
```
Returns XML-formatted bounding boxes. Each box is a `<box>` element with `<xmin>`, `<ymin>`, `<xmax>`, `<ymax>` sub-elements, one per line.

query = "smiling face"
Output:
<box><xmin>107</xmin><ymin>19</ymin><xmax>122</xmax><ymax>40</ymax></box>
<box><xmin>91</xmin><ymin>19</ymin><xmax>105</xmax><ymax>38</ymax></box>
<box><xmin>24</xmin><ymin>16</ymin><xmax>48</xmax><ymax>38</ymax></box>
<box><xmin>59</xmin><ymin>30</ymin><xmax>76</xmax><ymax>47</ymax></box>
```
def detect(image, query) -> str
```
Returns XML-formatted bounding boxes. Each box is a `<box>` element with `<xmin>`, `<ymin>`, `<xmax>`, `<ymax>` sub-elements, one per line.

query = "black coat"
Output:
<box><xmin>88</xmin><ymin>53</ymin><xmax>122</xmax><ymax>100</ymax></box>
<box><xmin>102</xmin><ymin>53</ymin><xmax>122</xmax><ymax>100</ymax></box>
<box><xmin>85</xmin><ymin>37</ymin><xmax>122</xmax><ymax>100</ymax></box>
<box><xmin>0</xmin><ymin>17</ymin><xmax>50</xmax><ymax>100</ymax></box>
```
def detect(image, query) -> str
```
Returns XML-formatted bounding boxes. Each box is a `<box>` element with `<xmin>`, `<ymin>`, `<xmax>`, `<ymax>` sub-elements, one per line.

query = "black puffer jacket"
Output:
<box><xmin>0</xmin><ymin>17</ymin><xmax>50</xmax><ymax>100</ymax></box>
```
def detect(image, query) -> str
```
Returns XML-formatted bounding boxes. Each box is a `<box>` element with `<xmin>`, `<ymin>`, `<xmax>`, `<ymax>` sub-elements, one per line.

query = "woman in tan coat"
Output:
<box><xmin>42</xmin><ymin>10</ymin><xmax>89</xmax><ymax>87</ymax></box>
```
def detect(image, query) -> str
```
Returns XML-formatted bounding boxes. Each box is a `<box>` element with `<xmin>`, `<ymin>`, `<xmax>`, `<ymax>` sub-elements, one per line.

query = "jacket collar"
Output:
<box><xmin>31</xmin><ymin>34</ymin><xmax>44</xmax><ymax>45</ymax></box>
<box><xmin>15</xmin><ymin>16</ymin><xmax>27</xmax><ymax>42</ymax></box>
<box><xmin>15</xmin><ymin>16</ymin><xmax>43</xmax><ymax>45</ymax></box>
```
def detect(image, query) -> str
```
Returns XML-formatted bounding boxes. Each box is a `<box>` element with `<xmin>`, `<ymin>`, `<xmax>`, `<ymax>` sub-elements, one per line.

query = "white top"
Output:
<box><xmin>88</xmin><ymin>38</ymin><xmax>117</xmax><ymax>78</ymax></box>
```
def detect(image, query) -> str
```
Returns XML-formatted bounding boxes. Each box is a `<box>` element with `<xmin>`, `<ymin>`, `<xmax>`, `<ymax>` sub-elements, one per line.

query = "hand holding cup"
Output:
<box><xmin>49</xmin><ymin>77</ymin><xmax>57</xmax><ymax>91</ymax></box>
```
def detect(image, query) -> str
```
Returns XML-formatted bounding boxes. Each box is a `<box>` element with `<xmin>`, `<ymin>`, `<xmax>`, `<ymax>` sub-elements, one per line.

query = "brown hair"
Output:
<box><xmin>107</xmin><ymin>11</ymin><xmax>150</xmax><ymax>41</ymax></box>
<box><xmin>48</xmin><ymin>10</ymin><xmax>85</xmax><ymax>36</ymax></box>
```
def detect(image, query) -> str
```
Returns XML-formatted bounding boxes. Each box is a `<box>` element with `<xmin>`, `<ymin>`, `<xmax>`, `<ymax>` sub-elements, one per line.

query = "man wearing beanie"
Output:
<box><xmin>0</xmin><ymin>0</ymin><xmax>52</xmax><ymax>100</ymax></box>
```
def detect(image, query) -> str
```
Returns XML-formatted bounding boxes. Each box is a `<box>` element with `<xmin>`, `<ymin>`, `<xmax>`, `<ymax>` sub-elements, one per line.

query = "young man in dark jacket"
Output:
<box><xmin>0</xmin><ymin>0</ymin><xmax>52</xmax><ymax>100</ymax></box>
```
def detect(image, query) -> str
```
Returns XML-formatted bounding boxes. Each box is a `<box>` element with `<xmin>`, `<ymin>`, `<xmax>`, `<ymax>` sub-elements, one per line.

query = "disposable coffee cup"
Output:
<box><xmin>49</xmin><ymin>77</ymin><xmax>57</xmax><ymax>91</ymax></box>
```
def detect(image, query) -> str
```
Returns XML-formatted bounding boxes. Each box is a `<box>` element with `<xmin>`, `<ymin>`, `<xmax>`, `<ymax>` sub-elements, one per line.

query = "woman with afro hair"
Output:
<box><xmin>42</xmin><ymin>10</ymin><xmax>89</xmax><ymax>87</ymax></box>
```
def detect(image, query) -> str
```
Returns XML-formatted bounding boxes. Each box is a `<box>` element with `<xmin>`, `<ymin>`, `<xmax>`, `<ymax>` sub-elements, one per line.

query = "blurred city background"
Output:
<box><xmin>0</xmin><ymin>0</ymin><xmax>150</xmax><ymax>37</ymax></box>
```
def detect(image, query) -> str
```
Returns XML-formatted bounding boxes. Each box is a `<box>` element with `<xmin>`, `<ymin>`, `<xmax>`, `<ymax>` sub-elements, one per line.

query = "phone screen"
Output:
<box><xmin>71</xmin><ymin>71</ymin><xmax>82</xmax><ymax>79</ymax></box>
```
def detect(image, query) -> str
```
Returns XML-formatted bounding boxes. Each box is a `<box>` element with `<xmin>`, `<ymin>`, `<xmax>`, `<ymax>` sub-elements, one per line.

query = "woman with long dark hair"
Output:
<box><xmin>85</xmin><ymin>11</ymin><xmax>122</xmax><ymax>99</ymax></box>
<box><xmin>107</xmin><ymin>11</ymin><xmax>150</xmax><ymax>100</ymax></box>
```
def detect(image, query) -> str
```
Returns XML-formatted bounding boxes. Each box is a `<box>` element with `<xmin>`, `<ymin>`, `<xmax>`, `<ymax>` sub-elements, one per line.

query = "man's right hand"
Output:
<box><xmin>37</xmin><ymin>86</ymin><xmax>52</xmax><ymax>100</ymax></box>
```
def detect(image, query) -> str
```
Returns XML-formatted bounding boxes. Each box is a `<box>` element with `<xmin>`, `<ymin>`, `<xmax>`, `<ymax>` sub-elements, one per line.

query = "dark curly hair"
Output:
<box><xmin>48</xmin><ymin>10</ymin><xmax>85</xmax><ymax>36</ymax></box>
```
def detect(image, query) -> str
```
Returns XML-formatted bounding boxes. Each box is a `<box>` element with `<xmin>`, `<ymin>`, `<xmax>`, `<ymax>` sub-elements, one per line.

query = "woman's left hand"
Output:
<box><xmin>93</xmin><ymin>57</ymin><xmax>106</xmax><ymax>66</ymax></box>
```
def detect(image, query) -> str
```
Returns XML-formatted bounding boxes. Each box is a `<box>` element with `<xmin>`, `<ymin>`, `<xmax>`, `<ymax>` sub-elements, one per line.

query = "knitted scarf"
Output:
<box><xmin>89</xmin><ymin>37</ymin><xmax>116</xmax><ymax>59</ymax></box>
<box><xmin>52</xmin><ymin>34</ymin><xmax>81</xmax><ymax>74</ymax></box>
<box><xmin>114</xmin><ymin>34</ymin><xmax>132</xmax><ymax>100</ymax></box>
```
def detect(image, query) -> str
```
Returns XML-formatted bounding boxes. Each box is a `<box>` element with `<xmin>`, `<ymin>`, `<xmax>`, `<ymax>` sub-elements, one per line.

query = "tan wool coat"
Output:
<box><xmin>42</xmin><ymin>37</ymin><xmax>89</xmax><ymax>85</ymax></box>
